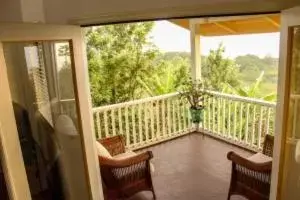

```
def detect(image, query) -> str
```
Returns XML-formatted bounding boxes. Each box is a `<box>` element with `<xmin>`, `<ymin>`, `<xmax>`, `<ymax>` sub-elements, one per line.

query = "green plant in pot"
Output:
<box><xmin>180</xmin><ymin>79</ymin><xmax>210</xmax><ymax>124</ymax></box>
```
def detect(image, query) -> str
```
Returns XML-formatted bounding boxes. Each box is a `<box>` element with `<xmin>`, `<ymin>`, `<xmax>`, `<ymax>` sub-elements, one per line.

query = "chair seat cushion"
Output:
<box><xmin>248</xmin><ymin>152</ymin><xmax>272</xmax><ymax>163</ymax></box>
<box><xmin>96</xmin><ymin>142</ymin><xmax>112</xmax><ymax>158</ymax></box>
<box><xmin>113</xmin><ymin>151</ymin><xmax>155</xmax><ymax>173</ymax></box>
<box><xmin>113</xmin><ymin>151</ymin><xmax>136</xmax><ymax>160</ymax></box>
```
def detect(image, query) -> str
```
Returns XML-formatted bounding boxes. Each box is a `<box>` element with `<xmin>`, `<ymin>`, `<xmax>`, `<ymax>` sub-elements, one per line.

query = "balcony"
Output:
<box><xmin>89</xmin><ymin>91</ymin><xmax>276</xmax><ymax>199</ymax></box>
<box><xmin>92</xmin><ymin>91</ymin><xmax>276</xmax><ymax>150</ymax></box>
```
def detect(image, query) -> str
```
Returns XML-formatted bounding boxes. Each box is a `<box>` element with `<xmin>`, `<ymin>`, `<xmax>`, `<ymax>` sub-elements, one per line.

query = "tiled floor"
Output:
<box><xmin>130</xmin><ymin>134</ymin><xmax>252</xmax><ymax>200</ymax></box>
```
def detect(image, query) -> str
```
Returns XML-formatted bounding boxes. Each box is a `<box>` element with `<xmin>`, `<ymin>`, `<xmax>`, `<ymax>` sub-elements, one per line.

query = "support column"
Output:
<box><xmin>189</xmin><ymin>19</ymin><xmax>201</xmax><ymax>81</ymax></box>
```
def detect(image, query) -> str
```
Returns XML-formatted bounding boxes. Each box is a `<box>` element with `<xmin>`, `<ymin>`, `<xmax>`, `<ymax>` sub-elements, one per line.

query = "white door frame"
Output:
<box><xmin>0</xmin><ymin>23</ymin><xmax>103</xmax><ymax>200</ymax></box>
<box><xmin>270</xmin><ymin>6</ymin><xmax>300</xmax><ymax>200</ymax></box>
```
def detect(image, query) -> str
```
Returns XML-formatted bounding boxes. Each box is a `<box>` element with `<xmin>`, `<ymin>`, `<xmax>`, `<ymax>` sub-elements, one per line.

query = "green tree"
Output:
<box><xmin>138</xmin><ymin>55</ymin><xmax>190</xmax><ymax>96</ymax></box>
<box><xmin>235</xmin><ymin>54</ymin><xmax>278</xmax><ymax>96</ymax></box>
<box><xmin>202</xmin><ymin>44</ymin><xmax>240</xmax><ymax>91</ymax></box>
<box><xmin>85</xmin><ymin>23</ymin><xmax>160</xmax><ymax>106</ymax></box>
<box><xmin>226</xmin><ymin>71</ymin><xmax>276</xmax><ymax>101</ymax></box>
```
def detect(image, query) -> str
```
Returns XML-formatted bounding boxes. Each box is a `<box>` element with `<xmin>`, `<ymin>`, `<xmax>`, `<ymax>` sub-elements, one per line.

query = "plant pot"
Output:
<box><xmin>190</xmin><ymin>107</ymin><xmax>204</xmax><ymax>123</ymax></box>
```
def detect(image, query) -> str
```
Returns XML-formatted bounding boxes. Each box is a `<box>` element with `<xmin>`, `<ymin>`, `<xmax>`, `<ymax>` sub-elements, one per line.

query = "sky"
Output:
<box><xmin>150</xmin><ymin>20</ymin><xmax>280</xmax><ymax>58</ymax></box>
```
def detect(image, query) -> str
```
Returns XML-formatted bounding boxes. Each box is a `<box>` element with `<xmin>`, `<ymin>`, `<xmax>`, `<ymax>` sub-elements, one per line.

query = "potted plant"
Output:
<box><xmin>180</xmin><ymin>79</ymin><xmax>210</xmax><ymax>124</ymax></box>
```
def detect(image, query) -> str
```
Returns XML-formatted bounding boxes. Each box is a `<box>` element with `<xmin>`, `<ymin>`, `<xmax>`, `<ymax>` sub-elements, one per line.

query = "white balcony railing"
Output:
<box><xmin>92</xmin><ymin>93</ymin><xmax>193</xmax><ymax>149</ymax></box>
<box><xmin>92</xmin><ymin>91</ymin><xmax>276</xmax><ymax>151</ymax></box>
<box><xmin>203</xmin><ymin>91</ymin><xmax>276</xmax><ymax>151</ymax></box>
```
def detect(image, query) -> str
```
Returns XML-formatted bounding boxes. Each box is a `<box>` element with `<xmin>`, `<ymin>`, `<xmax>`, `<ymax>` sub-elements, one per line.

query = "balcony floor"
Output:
<box><xmin>130</xmin><ymin>134</ymin><xmax>253</xmax><ymax>200</ymax></box>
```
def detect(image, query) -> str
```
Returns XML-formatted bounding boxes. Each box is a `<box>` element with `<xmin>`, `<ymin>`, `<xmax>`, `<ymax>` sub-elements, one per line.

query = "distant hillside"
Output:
<box><xmin>161</xmin><ymin>51</ymin><xmax>279</xmax><ymax>95</ymax></box>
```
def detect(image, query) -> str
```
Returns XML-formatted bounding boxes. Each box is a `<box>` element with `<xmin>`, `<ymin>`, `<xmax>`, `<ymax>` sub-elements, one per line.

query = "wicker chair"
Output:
<box><xmin>227</xmin><ymin>134</ymin><xmax>274</xmax><ymax>200</ymax></box>
<box><xmin>98</xmin><ymin>135</ymin><xmax>156</xmax><ymax>200</ymax></box>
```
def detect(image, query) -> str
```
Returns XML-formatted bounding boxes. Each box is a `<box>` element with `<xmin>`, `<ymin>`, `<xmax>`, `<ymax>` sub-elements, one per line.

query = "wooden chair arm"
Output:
<box><xmin>98</xmin><ymin>135</ymin><xmax>126</xmax><ymax>156</ymax></box>
<box><xmin>99</xmin><ymin>151</ymin><xmax>154</xmax><ymax>189</ymax></box>
<box><xmin>99</xmin><ymin>151</ymin><xmax>153</xmax><ymax>168</ymax></box>
<box><xmin>227</xmin><ymin>151</ymin><xmax>272</xmax><ymax>172</ymax></box>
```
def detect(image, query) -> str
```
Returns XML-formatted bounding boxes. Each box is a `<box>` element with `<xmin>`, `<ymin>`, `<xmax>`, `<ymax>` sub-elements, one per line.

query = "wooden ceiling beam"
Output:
<box><xmin>265</xmin><ymin>17</ymin><xmax>280</xmax><ymax>28</ymax></box>
<box><xmin>212</xmin><ymin>22</ymin><xmax>236</xmax><ymax>34</ymax></box>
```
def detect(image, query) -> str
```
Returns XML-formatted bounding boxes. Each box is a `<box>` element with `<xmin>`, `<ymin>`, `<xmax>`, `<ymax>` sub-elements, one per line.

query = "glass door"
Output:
<box><xmin>272</xmin><ymin>6</ymin><xmax>300</xmax><ymax>200</ymax></box>
<box><xmin>0</xmin><ymin>24</ymin><xmax>102</xmax><ymax>200</ymax></box>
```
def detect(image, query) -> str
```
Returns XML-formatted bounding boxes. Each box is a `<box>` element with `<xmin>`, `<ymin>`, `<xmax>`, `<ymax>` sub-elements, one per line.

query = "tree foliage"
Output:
<box><xmin>202</xmin><ymin>44</ymin><xmax>240</xmax><ymax>91</ymax></box>
<box><xmin>85</xmin><ymin>22</ymin><xmax>160</xmax><ymax>106</ymax></box>
<box><xmin>85</xmin><ymin>22</ymin><xmax>278</xmax><ymax>107</ymax></box>
<box><xmin>225</xmin><ymin>71</ymin><xmax>277</xmax><ymax>101</ymax></box>
<box><xmin>138</xmin><ymin>54</ymin><xmax>190</xmax><ymax>96</ymax></box>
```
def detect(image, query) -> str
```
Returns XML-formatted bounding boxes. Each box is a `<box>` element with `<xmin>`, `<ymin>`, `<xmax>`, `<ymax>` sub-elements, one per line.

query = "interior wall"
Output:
<box><xmin>3</xmin><ymin>44</ymin><xmax>28</xmax><ymax>108</ymax></box>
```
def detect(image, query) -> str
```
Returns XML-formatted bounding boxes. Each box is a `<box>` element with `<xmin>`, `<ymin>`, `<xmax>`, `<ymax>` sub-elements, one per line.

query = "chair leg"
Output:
<box><xmin>227</xmin><ymin>191</ymin><xmax>231</xmax><ymax>200</ymax></box>
<box><xmin>152</xmin><ymin>188</ymin><xmax>157</xmax><ymax>200</ymax></box>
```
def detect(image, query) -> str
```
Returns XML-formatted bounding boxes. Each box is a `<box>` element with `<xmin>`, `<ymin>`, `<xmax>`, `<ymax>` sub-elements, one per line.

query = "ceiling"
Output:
<box><xmin>169</xmin><ymin>14</ymin><xmax>280</xmax><ymax>36</ymax></box>
<box><xmin>40</xmin><ymin>0</ymin><xmax>299</xmax><ymax>25</ymax></box>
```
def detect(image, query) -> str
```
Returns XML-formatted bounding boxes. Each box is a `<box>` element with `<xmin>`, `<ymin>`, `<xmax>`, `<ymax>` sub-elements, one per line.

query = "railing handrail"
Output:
<box><xmin>206</xmin><ymin>90</ymin><xmax>276</xmax><ymax>107</ymax></box>
<box><xmin>92</xmin><ymin>90</ymin><xmax>276</xmax><ymax>112</ymax></box>
<box><xmin>92</xmin><ymin>92</ymin><xmax>180</xmax><ymax>112</ymax></box>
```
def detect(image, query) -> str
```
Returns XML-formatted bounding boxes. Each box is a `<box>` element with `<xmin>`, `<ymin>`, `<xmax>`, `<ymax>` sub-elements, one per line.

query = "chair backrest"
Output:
<box><xmin>98</xmin><ymin>135</ymin><xmax>126</xmax><ymax>156</ymax></box>
<box><xmin>95</xmin><ymin>141</ymin><xmax>112</xmax><ymax>158</ymax></box>
<box><xmin>262</xmin><ymin>134</ymin><xmax>274</xmax><ymax>157</ymax></box>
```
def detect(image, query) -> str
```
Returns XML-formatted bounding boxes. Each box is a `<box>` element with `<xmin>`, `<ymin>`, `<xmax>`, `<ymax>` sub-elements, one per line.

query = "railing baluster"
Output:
<box><xmin>172</xmin><ymin>98</ymin><xmax>176</xmax><ymax>134</ymax></box>
<box><xmin>186</xmin><ymin>102</ymin><xmax>191</xmax><ymax>129</ymax></box>
<box><xmin>144</xmin><ymin>103</ymin><xmax>149</xmax><ymax>143</ymax></box>
<box><xmin>167</xmin><ymin>99</ymin><xmax>171</xmax><ymax>136</ymax></box>
<box><xmin>245</xmin><ymin>104</ymin><xmax>250</xmax><ymax>144</ymax></box>
<box><xmin>217</xmin><ymin>97</ymin><xmax>221</xmax><ymax>135</ymax></box>
<box><xmin>266</xmin><ymin>107</ymin><xmax>271</xmax><ymax>136</ymax></box>
<box><xmin>251</xmin><ymin>105</ymin><xmax>256</xmax><ymax>148</ymax></box>
<box><xmin>233</xmin><ymin>102</ymin><xmax>237</xmax><ymax>140</ymax></box>
<box><xmin>156</xmin><ymin>100</ymin><xmax>160</xmax><ymax>139</ymax></box>
<box><xmin>182</xmin><ymin>100</ymin><xmax>187</xmax><ymax>131</ymax></box>
<box><xmin>150</xmin><ymin>101</ymin><xmax>155</xmax><ymax>140</ymax></box>
<box><xmin>131</xmin><ymin>106</ymin><xmax>137</xmax><ymax>146</ymax></box>
<box><xmin>222</xmin><ymin>98</ymin><xmax>226</xmax><ymax>137</ymax></box>
<box><xmin>208</xmin><ymin>97</ymin><xmax>211</xmax><ymax>131</ymax></box>
<box><xmin>162</xmin><ymin>99</ymin><xmax>166</xmax><ymax>138</ymax></box>
<box><xmin>212</xmin><ymin>97</ymin><xmax>215</xmax><ymax>134</ymax></box>
<box><xmin>104</xmin><ymin>110</ymin><xmax>109</xmax><ymax>138</ymax></box>
<box><xmin>258</xmin><ymin>106</ymin><xmax>264</xmax><ymax>149</ymax></box>
<box><xmin>228</xmin><ymin>100</ymin><xmax>231</xmax><ymax>138</ymax></box>
<box><xmin>138</xmin><ymin>104</ymin><xmax>143</xmax><ymax>144</ymax></box>
<box><xmin>203</xmin><ymin>98</ymin><xmax>206</xmax><ymax>130</ymax></box>
<box><xmin>239</xmin><ymin>102</ymin><xmax>243</xmax><ymax>142</ymax></box>
<box><xmin>125</xmin><ymin>106</ymin><xmax>130</xmax><ymax>146</ymax></box>
<box><xmin>96</xmin><ymin>112</ymin><xmax>101</xmax><ymax>139</ymax></box>
<box><xmin>177</xmin><ymin>99</ymin><xmax>182</xmax><ymax>132</ymax></box>
<box><xmin>118</xmin><ymin>108</ymin><xmax>123</xmax><ymax>135</ymax></box>
<box><xmin>188</xmin><ymin>104</ymin><xmax>191</xmax><ymax>130</ymax></box>
<box><xmin>111</xmin><ymin>109</ymin><xmax>116</xmax><ymax>136</ymax></box>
